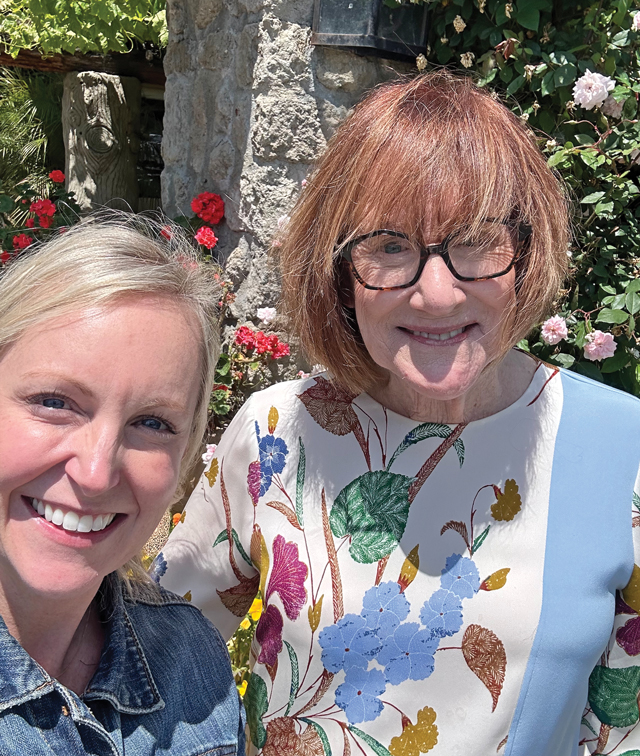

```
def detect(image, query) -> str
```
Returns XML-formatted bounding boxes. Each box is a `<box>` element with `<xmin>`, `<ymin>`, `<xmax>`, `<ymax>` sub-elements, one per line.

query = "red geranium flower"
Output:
<box><xmin>234</xmin><ymin>325</ymin><xmax>257</xmax><ymax>349</ymax></box>
<box><xmin>0</xmin><ymin>250</ymin><xmax>11</xmax><ymax>264</ymax></box>
<box><xmin>49</xmin><ymin>170</ymin><xmax>65</xmax><ymax>183</ymax></box>
<box><xmin>13</xmin><ymin>234</ymin><xmax>32</xmax><ymax>250</ymax></box>
<box><xmin>38</xmin><ymin>215</ymin><xmax>53</xmax><ymax>229</ymax></box>
<box><xmin>30</xmin><ymin>198</ymin><xmax>56</xmax><ymax>217</ymax></box>
<box><xmin>25</xmin><ymin>218</ymin><xmax>35</xmax><ymax>228</ymax></box>
<box><xmin>191</xmin><ymin>192</ymin><xmax>225</xmax><ymax>225</ymax></box>
<box><xmin>194</xmin><ymin>226</ymin><xmax>218</xmax><ymax>249</ymax></box>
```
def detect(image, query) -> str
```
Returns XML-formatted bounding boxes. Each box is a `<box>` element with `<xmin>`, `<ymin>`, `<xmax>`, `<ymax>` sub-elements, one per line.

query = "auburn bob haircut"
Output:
<box><xmin>278</xmin><ymin>70</ymin><xmax>570</xmax><ymax>394</ymax></box>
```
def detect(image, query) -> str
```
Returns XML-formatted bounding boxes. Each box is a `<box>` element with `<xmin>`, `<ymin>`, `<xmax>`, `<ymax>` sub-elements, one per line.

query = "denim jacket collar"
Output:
<box><xmin>0</xmin><ymin>578</ymin><xmax>164</xmax><ymax>716</ymax></box>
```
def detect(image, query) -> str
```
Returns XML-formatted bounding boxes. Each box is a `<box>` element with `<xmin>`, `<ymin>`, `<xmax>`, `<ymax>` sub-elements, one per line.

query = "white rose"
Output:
<box><xmin>572</xmin><ymin>71</ymin><xmax>615</xmax><ymax>110</ymax></box>
<box><xmin>257</xmin><ymin>307</ymin><xmax>277</xmax><ymax>324</ymax></box>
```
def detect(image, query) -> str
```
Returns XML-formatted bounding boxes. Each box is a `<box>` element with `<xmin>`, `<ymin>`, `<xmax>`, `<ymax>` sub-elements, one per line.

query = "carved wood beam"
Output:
<box><xmin>0</xmin><ymin>46</ymin><xmax>165</xmax><ymax>87</ymax></box>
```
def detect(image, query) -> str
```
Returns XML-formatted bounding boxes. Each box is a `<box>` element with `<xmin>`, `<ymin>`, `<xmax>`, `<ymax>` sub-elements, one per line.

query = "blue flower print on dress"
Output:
<box><xmin>335</xmin><ymin>667</ymin><xmax>386</xmax><ymax>724</ymax></box>
<box><xmin>419</xmin><ymin>589</ymin><xmax>463</xmax><ymax>638</ymax></box>
<box><xmin>258</xmin><ymin>435</ymin><xmax>289</xmax><ymax>476</ymax></box>
<box><xmin>361</xmin><ymin>581</ymin><xmax>411</xmax><ymax>638</ymax></box>
<box><xmin>148</xmin><ymin>552</ymin><xmax>167</xmax><ymax>583</ymax></box>
<box><xmin>440</xmin><ymin>553</ymin><xmax>480</xmax><ymax>599</ymax></box>
<box><xmin>318</xmin><ymin>614</ymin><xmax>381</xmax><ymax>673</ymax></box>
<box><xmin>377</xmin><ymin>622</ymin><xmax>439</xmax><ymax>686</ymax></box>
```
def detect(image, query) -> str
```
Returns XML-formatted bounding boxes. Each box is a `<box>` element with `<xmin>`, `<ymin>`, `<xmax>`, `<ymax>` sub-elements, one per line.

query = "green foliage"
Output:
<box><xmin>0</xmin><ymin>67</ymin><xmax>64</xmax><ymax>193</ymax></box>
<box><xmin>420</xmin><ymin>0</ymin><xmax>640</xmax><ymax>395</ymax></box>
<box><xmin>0</xmin><ymin>0</ymin><xmax>167</xmax><ymax>56</ymax></box>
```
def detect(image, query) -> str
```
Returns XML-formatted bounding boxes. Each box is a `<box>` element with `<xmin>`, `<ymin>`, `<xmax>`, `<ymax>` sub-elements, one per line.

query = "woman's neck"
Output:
<box><xmin>368</xmin><ymin>349</ymin><xmax>538</xmax><ymax>424</ymax></box>
<box><xmin>0</xmin><ymin>576</ymin><xmax>104</xmax><ymax>694</ymax></box>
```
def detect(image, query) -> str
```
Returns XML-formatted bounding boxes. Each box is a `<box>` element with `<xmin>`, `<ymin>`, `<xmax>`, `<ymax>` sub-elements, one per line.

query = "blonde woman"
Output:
<box><xmin>161</xmin><ymin>73</ymin><xmax>640</xmax><ymax>755</ymax></box>
<box><xmin>0</xmin><ymin>217</ymin><xmax>244</xmax><ymax>754</ymax></box>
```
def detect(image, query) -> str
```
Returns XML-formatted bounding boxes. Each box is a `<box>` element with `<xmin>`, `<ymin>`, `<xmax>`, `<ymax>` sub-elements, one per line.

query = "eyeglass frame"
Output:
<box><xmin>338</xmin><ymin>220</ymin><xmax>532</xmax><ymax>291</ymax></box>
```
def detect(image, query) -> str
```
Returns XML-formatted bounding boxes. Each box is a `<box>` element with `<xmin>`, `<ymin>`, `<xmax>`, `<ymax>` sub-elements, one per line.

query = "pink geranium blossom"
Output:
<box><xmin>584</xmin><ymin>330</ymin><xmax>617</xmax><ymax>361</ymax></box>
<box><xmin>194</xmin><ymin>226</ymin><xmax>218</xmax><ymax>249</ymax></box>
<box><xmin>541</xmin><ymin>315</ymin><xmax>568</xmax><ymax>345</ymax></box>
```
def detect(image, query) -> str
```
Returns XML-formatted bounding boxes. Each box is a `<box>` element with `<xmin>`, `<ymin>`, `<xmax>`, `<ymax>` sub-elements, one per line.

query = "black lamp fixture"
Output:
<box><xmin>311</xmin><ymin>0</ymin><xmax>429</xmax><ymax>61</ymax></box>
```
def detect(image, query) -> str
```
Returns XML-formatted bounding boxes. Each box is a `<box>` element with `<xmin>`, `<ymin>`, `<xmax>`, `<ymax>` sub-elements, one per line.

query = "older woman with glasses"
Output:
<box><xmin>160</xmin><ymin>72</ymin><xmax>640</xmax><ymax>755</ymax></box>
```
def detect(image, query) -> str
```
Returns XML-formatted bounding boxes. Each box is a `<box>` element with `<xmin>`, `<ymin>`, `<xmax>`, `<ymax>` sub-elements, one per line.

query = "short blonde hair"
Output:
<box><xmin>0</xmin><ymin>214</ymin><xmax>221</xmax><ymax>591</ymax></box>
<box><xmin>279</xmin><ymin>71</ymin><xmax>571</xmax><ymax>393</ymax></box>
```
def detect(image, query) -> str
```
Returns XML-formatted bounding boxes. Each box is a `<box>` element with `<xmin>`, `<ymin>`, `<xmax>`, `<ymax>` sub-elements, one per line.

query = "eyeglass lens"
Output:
<box><xmin>350</xmin><ymin>222</ymin><xmax>519</xmax><ymax>287</ymax></box>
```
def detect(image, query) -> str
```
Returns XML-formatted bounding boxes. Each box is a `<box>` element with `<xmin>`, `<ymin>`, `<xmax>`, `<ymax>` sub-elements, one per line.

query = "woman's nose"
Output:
<box><xmin>64</xmin><ymin>423</ymin><xmax>122</xmax><ymax>497</ymax></box>
<box><xmin>408</xmin><ymin>252</ymin><xmax>464</xmax><ymax>312</ymax></box>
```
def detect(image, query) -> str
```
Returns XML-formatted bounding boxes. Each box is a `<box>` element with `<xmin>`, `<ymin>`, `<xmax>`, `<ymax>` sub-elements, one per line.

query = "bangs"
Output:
<box><xmin>342</xmin><ymin>86</ymin><xmax>536</xmax><ymax>244</ymax></box>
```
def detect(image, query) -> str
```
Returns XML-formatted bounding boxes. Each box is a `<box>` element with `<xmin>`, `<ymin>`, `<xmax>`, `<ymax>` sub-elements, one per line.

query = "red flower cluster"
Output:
<box><xmin>49</xmin><ymin>170</ymin><xmax>65</xmax><ymax>184</ymax></box>
<box><xmin>25</xmin><ymin>218</ymin><xmax>35</xmax><ymax>228</ymax></box>
<box><xmin>0</xmin><ymin>250</ymin><xmax>11</xmax><ymax>264</ymax></box>
<box><xmin>194</xmin><ymin>226</ymin><xmax>218</xmax><ymax>249</ymax></box>
<box><xmin>30</xmin><ymin>198</ymin><xmax>56</xmax><ymax>228</ymax></box>
<box><xmin>234</xmin><ymin>326</ymin><xmax>290</xmax><ymax>359</ymax></box>
<box><xmin>13</xmin><ymin>234</ymin><xmax>32</xmax><ymax>250</ymax></box>
<box><xmin>191</xmin><ymin>192</ymin><xmax>225</xmax><ymax>225</ymax></box>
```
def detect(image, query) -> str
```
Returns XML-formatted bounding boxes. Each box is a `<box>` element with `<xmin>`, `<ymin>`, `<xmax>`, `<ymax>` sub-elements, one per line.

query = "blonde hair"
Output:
<box><xmin>279</xmin><ymin>71</ymin><xmax>571</xmax><ymax>393</ymax></box>
<box><xmin>0</xmin><ymin>213</ymin><xmax>221</xmax><ymax>593</ymax></box>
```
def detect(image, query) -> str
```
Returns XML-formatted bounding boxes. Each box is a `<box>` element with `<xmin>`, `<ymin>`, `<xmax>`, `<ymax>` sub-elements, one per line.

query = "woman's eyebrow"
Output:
<box><xmin>21</xmin><ymin>371</ymin><xmax>96</xmax><ymax>398</ymax></box>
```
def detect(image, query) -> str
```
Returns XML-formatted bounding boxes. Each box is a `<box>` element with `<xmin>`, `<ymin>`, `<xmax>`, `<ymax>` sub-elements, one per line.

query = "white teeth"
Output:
<box><xmin>92</xmin><ymin>515</ymin><xmax>104</xmax><ymax>532</ymax></box>
<box><xmin>28</xmin><ymin>498</ymin><xmax>115</xmax><ymax>533</ymax></box>
<box><xmin>413</xmin><ymin>327</ymin><xmax>465</xmax><ymax>341</ymax></box>
<box><xmin>62</xmin><ymin>511</ymin><xmax>79</xmax><ymax>531</ymax></box>
<box><xmin>77</xmin><ymin>515</ymin><xmax>93</xmax><ymax>533</ymax></box>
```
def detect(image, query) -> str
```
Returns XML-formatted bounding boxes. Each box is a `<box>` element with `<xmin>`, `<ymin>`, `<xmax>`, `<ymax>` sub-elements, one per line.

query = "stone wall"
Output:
<box><xmin>162</xmin><ymin>0</ymin><xmax>409</xmax><ymax>325</ymax></box>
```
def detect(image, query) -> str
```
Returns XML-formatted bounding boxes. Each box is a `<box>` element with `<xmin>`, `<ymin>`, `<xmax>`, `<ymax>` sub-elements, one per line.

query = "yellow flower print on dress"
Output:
<box><xmin>490</xmin><ymin>480</ymin><xmax>522</xmax><ymax>521</ymax></box>
<box><xmin>389</xmin><ymin>706</ymin><xmax>439</xmax><ymax>755</ymax></box>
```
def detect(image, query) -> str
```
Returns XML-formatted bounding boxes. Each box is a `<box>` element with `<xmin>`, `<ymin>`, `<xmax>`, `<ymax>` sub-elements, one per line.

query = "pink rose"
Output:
<box><xmin>583</xmin><ymin>330</ymin><xmax>617</xmax><ymax>361</ymax></box>
<box><xmin>541</xmin><ymin>315</ymin><xmax>568</xmax><ymax>345</ymax></box>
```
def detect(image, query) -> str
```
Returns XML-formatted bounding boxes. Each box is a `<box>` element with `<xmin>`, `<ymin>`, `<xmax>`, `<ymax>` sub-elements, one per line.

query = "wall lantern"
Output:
<box><xmin>311</xmin><ymin>0</ymin><xmax>429</xmax><ymax>60</ymax></box>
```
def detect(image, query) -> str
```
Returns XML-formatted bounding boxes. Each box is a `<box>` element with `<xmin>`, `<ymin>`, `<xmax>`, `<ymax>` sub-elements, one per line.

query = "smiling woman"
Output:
<box><xmin>159</xmin><ymin>72</ymin><xmax>640</xmax><ymax>756</ymax></box>
<box><xmin>0</xmin><ymin>216</ymin><xmax>245</xmax><ymax>754</ymax></box>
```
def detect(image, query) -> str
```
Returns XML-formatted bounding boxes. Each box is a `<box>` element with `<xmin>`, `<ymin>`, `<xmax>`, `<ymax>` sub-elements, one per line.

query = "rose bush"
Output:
<box><xmin>401</xmin><ymin>0</ymin><xmax>640</xmax><ymax>393</ymax></box>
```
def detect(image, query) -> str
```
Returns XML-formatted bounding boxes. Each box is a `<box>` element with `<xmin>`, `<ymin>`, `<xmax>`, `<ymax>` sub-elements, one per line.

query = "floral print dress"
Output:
<box><xmin>157</xmin><ymin>361</ymin><xmax>640</xmax><ymax>756</ymax></box>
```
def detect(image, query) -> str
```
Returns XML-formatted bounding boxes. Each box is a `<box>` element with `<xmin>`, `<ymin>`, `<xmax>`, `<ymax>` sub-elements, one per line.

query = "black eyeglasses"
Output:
<box><xmin>339</xmin><ymin>221</ymin><xmax>531</xmax><ymax>291</ymax></box>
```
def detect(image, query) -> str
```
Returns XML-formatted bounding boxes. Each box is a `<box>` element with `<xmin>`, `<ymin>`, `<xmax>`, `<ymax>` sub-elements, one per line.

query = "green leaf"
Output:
<box><xmin>515</xmin><ymin>2</ymin><xmax>539</xmax><ymax>30</ymax></box>
<box><xmin>472</xmin><ymin>525</ymin><xmax>491</xmax><ymax>554</ymax></box>
<box><xmin>574</xmin><ymin>361</ymin><xmax>604</xmax><ymax>382</ymax></box>
<box><xmin>348</xmin><ymin>727</ymin><xmax>391</xmax><ymax>756</ymax></box>
<box><xmin>601</xmin><ymin>349</ymin><xmax>630</xmax><ymax>373</ymax></box>
<box><xmin>540</xmin><ymin>70</ymin><xmax>555</xmax><ymax>97</ymax></box>
<box><xmin>300</xmin><ymin>719</ymin><xmax>332</xmax><ymax>755</ymax></box>
<box><xmin>548</xmin><ymin>353</ymin><xmax>575</xmax><ymax>369</ymax></box>
<box><xmin>0</xmin><ymin>195</ymin><xmax>14</xmax><ymax>213</ymax></box>
<box><xmin>626</xmin><ymin>280</ymin><xmax>640</xmax><ymax>294</ymax></box>
<box><xmin>296</xmin><ymin>437</ymin><xmax>305</xmax><ymax>528</ymax></box>
<box><xmin>244</xmin><ymin>672</ymin><xmax>268</xmax><ymax>748</ymax></box>
<box><xmin>215</xmin><ymin>352</ymin><xmax>231</xmax><ymax>376</ymax></box>
<box><xmin>330</xmin><ymin>471</ymin><xmax>413</xmax><ymax>564</ymax></box>
<box><xmin>506</xmin><ymin>75</ymin><xmax>526</xmax><ymax>96</ymax></box>
<box><xmin>386</xmin><ymin>422</ymin><xmax>464</xmax><ymax>471</ymax></box>
<box><xmin>627</xmin><ymin>292</ymin><xmax>640</xmax><ymax>315</ymax></box>
<box><xmin>284</xmin><ymin>641</ymin><xmax>299</xmax><ymax>716</ymax></box>
<box><xmin>212</xmin><ymin>528</ymin><xmax>253</xmax><ymax>568</ymax></box>
<box><xmin>554</xmin><ymin>63</ymin><xmax>578</xmax><ymax>87</ymax></box>
<box><xmin>597</xmin><ymin>308</ymin><xmax>629</xmax><ymax>324</ymax></box>
<box><xmin>581</xmin><ymin>191</ymin><xmax>606</xmax><ymax>204</ymax></box>
<box><xmin>589</xmin><ymin>665</ymin><xmax>640</xmax><ymax>727</ymax></box>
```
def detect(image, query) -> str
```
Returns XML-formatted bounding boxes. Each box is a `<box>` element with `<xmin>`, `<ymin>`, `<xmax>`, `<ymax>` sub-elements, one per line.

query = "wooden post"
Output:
<box><xmin>62</xmin><ymin>71</ymin><xmax>141</xmax><ymax>212</ymax></box>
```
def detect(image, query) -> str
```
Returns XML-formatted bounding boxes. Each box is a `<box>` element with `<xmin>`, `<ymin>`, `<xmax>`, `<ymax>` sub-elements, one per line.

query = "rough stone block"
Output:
<box><xmin>195</xmin><ymin>0</ymin><xmax>225</xmax><ymax>28</ymax></box>
<box><xmin>253</xmin><ymin>14</ymin><xmax>311</xmax><ymax>89</ymax></box>
<box><xmin>237</xmin><ymin>23</ymin><xmax>260</xmax><ymax>88</ymax></box>
<box><xmin>251</xmin><ymin>92</ymin><xmax>326</xmax><ymax>163</ymax></box>
<box><xmin>197</xmin><ymin>28</ymin><xmax>236</xmax><ymax>71</ymax></box>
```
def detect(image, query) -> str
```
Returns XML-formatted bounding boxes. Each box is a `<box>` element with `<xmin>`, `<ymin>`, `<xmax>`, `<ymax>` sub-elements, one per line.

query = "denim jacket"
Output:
<box><xmin>0</xmin><ymin>577</ymin><xmax>245</xmax><ymax>755</ymax></box>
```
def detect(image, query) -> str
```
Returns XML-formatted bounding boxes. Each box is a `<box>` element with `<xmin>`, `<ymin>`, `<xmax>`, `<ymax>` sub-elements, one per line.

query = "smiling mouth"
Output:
<box><xmin>25</xmin><ymin>497</ymin><xmax>116</xmax><ymax>533</ymax></box>
<box><xmin>404</xmin><ymin>325</ymin><xmax>469</xmax><ymax>341</ymax></box>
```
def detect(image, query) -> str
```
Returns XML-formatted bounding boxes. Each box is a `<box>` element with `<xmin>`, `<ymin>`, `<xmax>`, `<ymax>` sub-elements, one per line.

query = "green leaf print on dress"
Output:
<box><xmin>588</xmin><ymin>665</ymin><xmax>640</xmax><ymax>728</ymax></box>
<box><xmin>330</xmin><ymin>471</ymin><xmax>414</xmax><ymax>564</ymax></box>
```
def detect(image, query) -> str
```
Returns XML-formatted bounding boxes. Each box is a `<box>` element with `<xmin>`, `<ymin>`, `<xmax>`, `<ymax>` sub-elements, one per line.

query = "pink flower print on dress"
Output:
<box><xmin>584</xmin><ymin>330</ymin><xmax>617</xmax><ymax>361</ymax></box>
<box><xmin>540</xmin><ymin>315</ymin><xmax>568</xmax><ymax>345</ymax></box>
<box><xmin>255</xmin><ymin>604</ymin><xmax>284</xmax><ymax>666</ymax></box>
<box><xmin>265</xmin><ymin>535</ymin><xmax>308</xmax><ymax>620</ymax></box>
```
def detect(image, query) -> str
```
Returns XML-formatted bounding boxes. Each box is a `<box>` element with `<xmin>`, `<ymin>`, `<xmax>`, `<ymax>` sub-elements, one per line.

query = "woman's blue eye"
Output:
<box><xmin>42</xmin><ymin>397</ymin><xmax>66</xmax><ymax>409</ymax></box>
<box><xmin>138</xmin><ymin>417</ymin><xmax>173</xmax><ymax>433</ymax></box>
